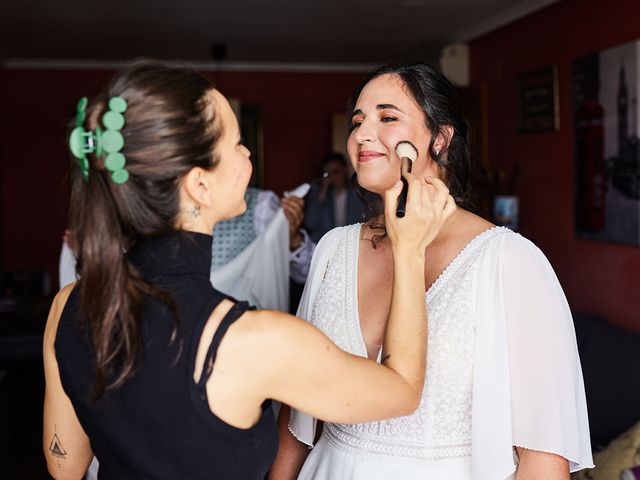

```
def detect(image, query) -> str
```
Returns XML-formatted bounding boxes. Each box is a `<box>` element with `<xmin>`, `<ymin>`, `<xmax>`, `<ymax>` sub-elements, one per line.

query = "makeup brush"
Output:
<box><xmin>395</xmin><ymin>141</ymin><xmax>418</xmax><ymax>217</ymax></box>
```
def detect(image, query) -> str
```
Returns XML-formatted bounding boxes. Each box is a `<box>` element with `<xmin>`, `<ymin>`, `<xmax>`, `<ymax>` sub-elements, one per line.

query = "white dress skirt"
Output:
<box><xmin>289</xmin><ymin>224</ymin><xmax>593</xmax><ymax>480</ymax></box>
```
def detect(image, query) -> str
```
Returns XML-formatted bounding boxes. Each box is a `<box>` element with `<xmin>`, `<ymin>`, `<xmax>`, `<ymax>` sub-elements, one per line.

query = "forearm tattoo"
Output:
<box><xmin>48</xmin><ymin>424</ymin><xmax>68</xmax><ymax>465</ymax></box>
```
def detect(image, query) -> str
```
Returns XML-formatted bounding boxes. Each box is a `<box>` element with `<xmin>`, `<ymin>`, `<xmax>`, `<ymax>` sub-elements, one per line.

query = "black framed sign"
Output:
<box><xmin>516</xmin><ymin>66</ymin><xmax>560</xmax><ymax>133</ymax></box>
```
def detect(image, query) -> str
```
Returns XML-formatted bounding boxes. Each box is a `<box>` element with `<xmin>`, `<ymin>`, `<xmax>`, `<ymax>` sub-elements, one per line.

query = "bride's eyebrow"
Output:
<box><xmin>376</xmin><ymin>103</ymin><xmax>402</xmax><ymax>112</ymax></box>
<box><xmin>351</xmin><ymin>104</ymin><xmax>403</xmax><ymax>119</ymax></box>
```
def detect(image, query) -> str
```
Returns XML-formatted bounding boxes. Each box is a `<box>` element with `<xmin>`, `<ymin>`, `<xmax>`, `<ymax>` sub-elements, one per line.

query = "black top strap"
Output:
<box><xmin>196</xmin><ymin>300</ymin><xmax>254</xmax><ymax>392</ymax></box>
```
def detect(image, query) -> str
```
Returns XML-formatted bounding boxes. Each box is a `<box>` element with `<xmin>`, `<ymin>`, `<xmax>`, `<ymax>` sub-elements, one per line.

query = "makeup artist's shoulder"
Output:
<box><xmin>230</xmin><ymin>308</ymin><xmax>320</xmax><ymax>362</ymax></box>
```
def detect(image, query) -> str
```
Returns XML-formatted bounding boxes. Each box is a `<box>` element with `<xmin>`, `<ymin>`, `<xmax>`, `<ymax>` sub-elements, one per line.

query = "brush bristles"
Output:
<box><xmin>395</xmin><ymin>141</ymin><xmax>418</xmax><ymax>162</ymax></box>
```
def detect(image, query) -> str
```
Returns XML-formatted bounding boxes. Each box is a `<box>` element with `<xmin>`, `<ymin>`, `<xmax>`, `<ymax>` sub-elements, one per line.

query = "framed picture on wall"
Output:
<box><xmin>515</xmin><ymin>66</ymin><xmax>560</xmax><ymax>133</ymax></box>
<box><xmin>572</xmin><ymin>39</ymin><xmax>640</xmax><ymax>246</ymax></box>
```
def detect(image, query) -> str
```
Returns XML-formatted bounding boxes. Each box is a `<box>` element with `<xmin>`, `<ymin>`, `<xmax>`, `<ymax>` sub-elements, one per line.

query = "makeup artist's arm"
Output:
<box><xmin>202</xmin><ymin>176</ymin><xmax>453</xmax><ymax>420</ymax></box>
<box><xmin>43</xmin><ymin>284</ymin><xmax>93</xmax><ymax>479</ymax></box>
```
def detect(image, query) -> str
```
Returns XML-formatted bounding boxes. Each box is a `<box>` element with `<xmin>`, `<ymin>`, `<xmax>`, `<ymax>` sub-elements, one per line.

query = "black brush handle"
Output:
<box><xmin>396</xmin><ymin>176</ymin><xmax>409</xmax><ymax>218</ymax></box>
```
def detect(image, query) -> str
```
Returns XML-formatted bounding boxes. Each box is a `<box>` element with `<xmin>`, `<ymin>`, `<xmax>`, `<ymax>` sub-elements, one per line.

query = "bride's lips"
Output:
<box><xmin>358</xmin><ymin>150</ymin><xmax>385</xmax><ymax>163</ymax></box>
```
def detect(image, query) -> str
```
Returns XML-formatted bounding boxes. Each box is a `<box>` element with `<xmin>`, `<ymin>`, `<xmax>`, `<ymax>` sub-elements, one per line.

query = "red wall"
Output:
<box><xmin>0</xmin><ymin>67</ymin><xmax>363</xmax><ymax>291</ymax></box>
<box><xmin>470</xmin><ymin>0</ymin><xmax>640</xmax><ymax>330</ymax></box>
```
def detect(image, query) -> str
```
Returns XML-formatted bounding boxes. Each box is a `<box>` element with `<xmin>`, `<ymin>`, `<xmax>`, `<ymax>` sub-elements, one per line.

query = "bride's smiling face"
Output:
<box><xmin>347</xmin><ymin>73</ymin><xmax>440</xmax><ymax>195</ymax></box>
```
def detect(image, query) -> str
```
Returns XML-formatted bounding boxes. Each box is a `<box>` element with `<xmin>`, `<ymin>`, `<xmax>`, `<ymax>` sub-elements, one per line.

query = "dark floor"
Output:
<box><xmin>1</xmin><ymin>358</ymin><xmax>52</xmax><ymax>479</ymax></box>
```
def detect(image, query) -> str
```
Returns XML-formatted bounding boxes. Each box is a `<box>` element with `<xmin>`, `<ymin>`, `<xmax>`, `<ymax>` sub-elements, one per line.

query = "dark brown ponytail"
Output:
<box><xmin>68</xmin><ymin>61</ymin><xmax>220</xmax><ymax>398</ymax></box>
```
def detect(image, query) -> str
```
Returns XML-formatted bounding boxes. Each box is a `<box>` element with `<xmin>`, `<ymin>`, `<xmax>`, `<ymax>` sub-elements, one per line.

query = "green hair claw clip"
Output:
<box><xmin>69</xmin><ymin>97</ymin><xmax>95</xmax><ymax>181</ymax></box>
<box><xmin>68</xmin><ymin>96</ymin><xmax>130</xmax><ymax>184</ymax></box>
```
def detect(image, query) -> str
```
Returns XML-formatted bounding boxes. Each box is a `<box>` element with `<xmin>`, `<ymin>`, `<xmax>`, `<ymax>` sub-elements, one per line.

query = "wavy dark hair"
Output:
<box><xmin>349</xmin><ymin>62</ymin><xmax>472</xmax><ymax>245</ymax></box>
<box><xmin>68</xmin><ymin>61</ymin><xmax>220</xmax><ymax>399</ymax></box>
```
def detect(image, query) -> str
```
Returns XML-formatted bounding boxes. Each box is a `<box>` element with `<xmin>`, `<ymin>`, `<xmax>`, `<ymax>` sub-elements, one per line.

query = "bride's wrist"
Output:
<box><xmin>391</xmin><ymin>247</ymin><xmax>425</xmax><ymax>265</ymax></box>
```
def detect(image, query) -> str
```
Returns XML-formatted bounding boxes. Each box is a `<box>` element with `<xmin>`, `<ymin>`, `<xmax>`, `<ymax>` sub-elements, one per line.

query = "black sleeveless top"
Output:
<box><xmin>55</xmin><ymin>231</ymin><xmax>278</xmax><ymax>479</ymax></box>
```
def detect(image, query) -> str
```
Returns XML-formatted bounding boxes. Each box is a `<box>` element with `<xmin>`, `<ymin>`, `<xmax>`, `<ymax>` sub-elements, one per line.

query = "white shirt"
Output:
<box><xmin>254</xmin><ymin>190</ymin><xmax>314</xmax><ymax>284</ymax></box>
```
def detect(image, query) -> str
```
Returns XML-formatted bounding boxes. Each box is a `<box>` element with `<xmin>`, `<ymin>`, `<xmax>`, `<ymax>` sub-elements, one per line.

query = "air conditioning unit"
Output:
<box><xmin>440</xmin><ymin>43</ymin><xmax>469</xmax><ymax>87</ymax></box>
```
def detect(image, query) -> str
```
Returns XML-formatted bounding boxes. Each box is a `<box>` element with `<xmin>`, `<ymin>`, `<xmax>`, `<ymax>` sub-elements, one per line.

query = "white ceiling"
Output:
<box><xmin>1</xmin><ymin>0</ymin><xmax>560</xmax><ymax>67</ymax></box>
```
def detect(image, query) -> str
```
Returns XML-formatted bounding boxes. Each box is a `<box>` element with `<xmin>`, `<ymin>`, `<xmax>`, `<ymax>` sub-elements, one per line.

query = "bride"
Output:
<box><xmin>270</xmin><ymin>63</ymin><xmax>593</xmax><ymax>480</ymax></box>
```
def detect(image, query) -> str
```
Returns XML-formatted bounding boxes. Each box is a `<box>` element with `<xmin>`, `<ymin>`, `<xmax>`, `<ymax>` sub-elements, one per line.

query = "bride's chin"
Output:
<box><xmin>358</xmin><ymin>178</ymin><xmax>398</xmax><ymax>196</ymax></box>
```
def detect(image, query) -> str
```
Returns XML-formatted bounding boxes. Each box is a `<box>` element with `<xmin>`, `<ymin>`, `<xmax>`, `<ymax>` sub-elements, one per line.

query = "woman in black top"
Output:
<box><xmin>43</xmin><ymin>62</ymin><xmax>455</xmax><ymax>479</ymax></box>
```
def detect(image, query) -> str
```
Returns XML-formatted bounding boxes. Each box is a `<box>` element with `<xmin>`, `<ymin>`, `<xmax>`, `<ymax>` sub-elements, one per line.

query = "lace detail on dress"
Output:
<box><xmin>324</xmin><ymin>423</ymin><xmax>472</xmax><ymax>460</ymax></box>
<box><xmin>310</xmin><ymin>225</ymin><xmax>365</xmax><ymax>356</ymax></box>
<box><xmin>312</xmin><ymin>225</ymin><xmax>510</xmax><ymax>460</ymax></box>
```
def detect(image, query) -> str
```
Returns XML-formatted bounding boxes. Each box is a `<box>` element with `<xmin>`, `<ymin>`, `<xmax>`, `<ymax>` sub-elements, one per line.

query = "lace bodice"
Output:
<box><xmin>309</xmin><ymin>224</ymin><xmax>508</xmax><ymax>460</ymax></box>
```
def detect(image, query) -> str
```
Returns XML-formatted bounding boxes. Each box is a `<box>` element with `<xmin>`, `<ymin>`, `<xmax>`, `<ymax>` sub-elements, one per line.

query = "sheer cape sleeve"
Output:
<box><xmin>471</xmin><ymin>232</ymin><xmax>593</xmax><ymax>480</ymax></box>
<box><xmin>288</xmin><ymin>227</ymin><xmax>345</xmax><ymax>446</ymax></box>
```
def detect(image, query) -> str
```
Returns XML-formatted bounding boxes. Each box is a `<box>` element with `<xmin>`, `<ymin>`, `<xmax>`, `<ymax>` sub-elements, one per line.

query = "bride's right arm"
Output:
<box><xmin>269</xmin><ymin>405</ymin><xmax>319</xmax><ymax>480</ymax></box>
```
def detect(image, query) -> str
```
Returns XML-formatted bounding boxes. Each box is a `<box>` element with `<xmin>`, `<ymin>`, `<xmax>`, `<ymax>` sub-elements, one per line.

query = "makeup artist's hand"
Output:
<box><xmin>384</xmin><ymin>173</ymin><xmax>456</xmax><ymax>254</ymax></box>
<box><xmin>282</xmin><ymin>196</ymin><xmax>305</xmax><ymax>250</ymax></box>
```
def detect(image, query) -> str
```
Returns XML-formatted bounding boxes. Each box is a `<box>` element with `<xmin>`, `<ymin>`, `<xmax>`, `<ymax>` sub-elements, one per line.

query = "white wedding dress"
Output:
<box><xmin>289</xmin><ymin>224</ymin><xmax>593</xmax><ymax>480</ymax></box>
